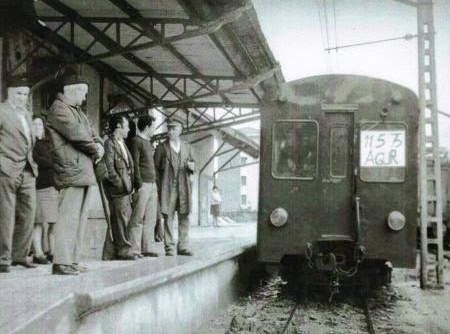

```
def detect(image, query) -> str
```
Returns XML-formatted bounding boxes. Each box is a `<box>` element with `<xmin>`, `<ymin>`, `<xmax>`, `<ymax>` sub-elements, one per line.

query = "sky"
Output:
<box><xmin>251</xmin><ymin>0</ymin><xmax>450</xmax><ymax>149</ymax></box>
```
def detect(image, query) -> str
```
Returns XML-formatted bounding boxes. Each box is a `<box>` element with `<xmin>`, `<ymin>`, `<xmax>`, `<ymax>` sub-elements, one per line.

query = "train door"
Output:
<box><xmin>320</xmin><ymin>112</ymin><xmax>355</xmax><ymax>237</ymax></box>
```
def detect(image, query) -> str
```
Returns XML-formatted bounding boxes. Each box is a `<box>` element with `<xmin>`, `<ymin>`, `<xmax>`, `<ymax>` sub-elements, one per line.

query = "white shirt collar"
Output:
<box><xmin>117</xmin><ymin>138</ymin><xmax>129</xmax><ymax>163</ymax></box>
<box><xmin>169</xmin><ymin>140</ymin><xmax>180</xmax><ymax>153</ymax></box>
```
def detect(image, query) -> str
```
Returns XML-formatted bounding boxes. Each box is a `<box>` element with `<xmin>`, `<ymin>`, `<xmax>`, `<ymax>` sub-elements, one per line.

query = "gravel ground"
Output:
<box><xmin>198</xmin><ymin>257</ymin><xmax>450</xmax><ymax>334</ymax></box>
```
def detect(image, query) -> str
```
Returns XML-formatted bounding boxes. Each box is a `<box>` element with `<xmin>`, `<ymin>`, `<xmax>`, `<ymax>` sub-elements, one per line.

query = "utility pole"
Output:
<box><xmin>391</xmin><ymin>0</ymin><xmax>444</xmax><ymax>289</ymax></box>
<box><xmin>416</xmin><ymin>0</ymin><xmax>444</xmax><ymax>289</ymax></box>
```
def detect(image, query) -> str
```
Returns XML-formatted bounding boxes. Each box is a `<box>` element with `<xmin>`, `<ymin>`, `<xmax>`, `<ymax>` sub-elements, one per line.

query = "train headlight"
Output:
<box><xmin>270</xmin><ymin>208</ymin><xmax>288</xmax><ymax>227</ymax></box>
<box><xmin>387</xmin><ymin>211</ymin><xmax>406</xmax><ymax>231</ymax></box>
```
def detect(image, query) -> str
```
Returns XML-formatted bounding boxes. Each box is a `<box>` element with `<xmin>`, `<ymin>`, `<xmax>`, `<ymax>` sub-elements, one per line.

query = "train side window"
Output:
<box><xmin>330</xmin><ymin>127</ymin><xmax>349</xmax><ymax>178</ymax></box>
<box><xmin>272</xmin><ymin>120</ymin><xmax>318</xmax><ymax>179</ymax></box>
<box><xmin>359</xmin><ymin>122</ymin><xmax>407</xmax><ymax>182</ymax></box>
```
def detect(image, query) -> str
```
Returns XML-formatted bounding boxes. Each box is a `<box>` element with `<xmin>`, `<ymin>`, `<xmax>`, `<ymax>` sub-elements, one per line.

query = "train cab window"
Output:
<box><xmin>359</xmin><ymin>122</ymin><xmax>407</xmax><ymax>182</ymax></box>
<box><xmin>272</xmin><ymin>120</ymin><xmax>318</xmax><ymax>179</ymax></box>
<box><xmin>330</xmin><ymin>127</ymin><xmax>349</xmax><ymax>177</ymax></box>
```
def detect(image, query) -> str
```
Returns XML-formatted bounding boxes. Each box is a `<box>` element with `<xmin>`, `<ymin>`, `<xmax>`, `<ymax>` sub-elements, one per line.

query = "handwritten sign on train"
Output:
<box><xmin>360</xmin><ymin>130</ymin><xmax>405</xmax><ymax>167</ymax></box>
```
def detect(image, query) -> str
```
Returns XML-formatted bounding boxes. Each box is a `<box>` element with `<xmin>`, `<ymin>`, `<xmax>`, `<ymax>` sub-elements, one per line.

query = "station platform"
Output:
<box><xmin>1</xmin><ymin>222</ymin><xmax>256</xmax><ymax>334</ymax></box>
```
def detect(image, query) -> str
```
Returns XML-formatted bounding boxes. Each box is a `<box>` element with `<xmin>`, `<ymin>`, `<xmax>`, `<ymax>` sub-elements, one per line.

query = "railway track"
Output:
<box><xmin>278</xmin><ymin>293</ymin><xmax>377</xmax><ymax>334</ymax></box>
<box><xmin>210</xmin><ymin>274</ymin><xmax>407</xmax><ymax>334</ymax></box>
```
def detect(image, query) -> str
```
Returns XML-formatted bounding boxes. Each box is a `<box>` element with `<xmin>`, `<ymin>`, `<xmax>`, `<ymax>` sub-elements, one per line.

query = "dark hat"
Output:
<box><xmin>166</xmin><ymin>118</ymin><xmax>184</xmax><ymax>128</ymax></box>
<box><xmin>61</xmin><ymin>72</ymin><xmax>89</xmax><ymax>87</ymax></box>
<box><xmin>7</xmin><ymin>76</ymin><xmax>32</xmax><ymax>88</ymax></box>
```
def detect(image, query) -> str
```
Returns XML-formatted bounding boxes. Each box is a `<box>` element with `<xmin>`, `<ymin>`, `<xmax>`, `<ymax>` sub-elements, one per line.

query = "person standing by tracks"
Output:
<box><xmin>48</xmin><ymin>73</ymin><xmax>104</xmax><ymax>275</ymax></box>
<box><xmin>0</xmin><ymin>77</ymin><xmax>38</xmax><ymax>273</ymax></box>
<box><xmin>31</xmin><ymin>115</ymin><xmax>58</xmax><ymax>264</ymax></box>
<box><xmin>210</xmin><ymin>186</ymin><xmax>222</xmax><ymax>227</ymax></box>
<box><xmin>102</xmin><ymin>115</ymin><xmax>136</xmax><ymax>261</ymax></box>
<box><xmin>154</xmin><ymin>118</ymin><xmax>195</xmax><ymax>256</ymax></box>
<box><xmin>128</xmin><ymin>115</ymin><xmax>160</xmax><ymax>258</ymax></box>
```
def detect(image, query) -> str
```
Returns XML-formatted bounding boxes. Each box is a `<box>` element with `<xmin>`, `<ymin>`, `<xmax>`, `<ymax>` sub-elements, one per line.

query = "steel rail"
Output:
<box><xmin>361</xmin><ymin>295</ymin><xmax>377</xmax><ymax>334</ymax></box>
<box><xmin>279</xmin><ymin>302</ymin><xmax>299</xmax><ymax>334</ymax></box>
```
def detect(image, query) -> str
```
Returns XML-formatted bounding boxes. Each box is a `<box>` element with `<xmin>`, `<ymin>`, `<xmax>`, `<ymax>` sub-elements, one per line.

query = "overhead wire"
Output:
<box><xmin>315</xmin><ymin>0</ymin><xmax>327</xmax><ymax>51</ymax></box>
<box><xmin>332</xmin><ymin>0</ymin><xmax>340</xmax><ymax>69</ymax></box>
<box><xmin>322</xmin><ymin>0</ymin><xmax>331</xmax><ymax>53</ymax></box>
<box><xmin>322</xmin><ymin>0</ymin><xmax>333</xmax><ymax>72</ymax></box>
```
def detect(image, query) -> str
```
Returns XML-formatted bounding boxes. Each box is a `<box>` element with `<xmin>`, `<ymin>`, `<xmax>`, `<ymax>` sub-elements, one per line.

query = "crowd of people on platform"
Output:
<box><xmin>0</xmin><ymin>72</ymin><xmax>198</xmax><ymax>275</ymax></box>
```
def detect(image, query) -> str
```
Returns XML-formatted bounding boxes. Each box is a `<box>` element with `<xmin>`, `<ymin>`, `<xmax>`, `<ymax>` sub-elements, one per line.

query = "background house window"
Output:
<box><xmin>241</xmin><ymin>194</ymin><xmax>247</xmax><ymax>206</ymax></box>
<box><xmin>241</xmin><ymin>156</ymin><xmax>248</xmax><ymax>165</ymax></box>
<box><xmin>241</xmin><ymin>175</ymin><xmax>247</xmax><ymax>186</ymax></box>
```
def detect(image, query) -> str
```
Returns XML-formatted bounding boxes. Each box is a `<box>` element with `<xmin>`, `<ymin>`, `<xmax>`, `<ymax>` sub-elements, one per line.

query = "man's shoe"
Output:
<box><xmin>0</xmin><ymin>265</ymin><xmax>10</xmax><ymax>273</ymax></box>
<box><xmin>137</xmin><ymin>254</ymin><xmax>144</xmax><ymax>258</ymax></box>
<box><xmin>177</xmin><ymin>250</ymin><xmax>193</xmax><ymax>256</ymax></box>
<box><xmin>52</xmin><ymin>264</ymin><xmax>79</xmax><ymax>275</ymax></box>
<box><xmin>142</xmin><ymin>252</ymin><xmax>159</xmax><ymax>257</ymax></box>
<box><xmin>165</xmin><ymin>250</ymin><xmax>175</xmax><ymax>256</ymax></box>
<box><xmin>11</xmin><ymin>261</ymin><xmax>38</xmax><ymax>268</ymax></box>
<box><xmin>33</xmin><ymin>255</ymin><xmax>50</xmax><ymax>265</ymax></box>
<box><xmin>71</xmin><ymin>263</ymin><xmax>88</xmax><ymax>273</ymax></box>
<box><xmin>45</xmin><ymin>252</ymin><xmax>54</xmax><ymax>262</ymax></box>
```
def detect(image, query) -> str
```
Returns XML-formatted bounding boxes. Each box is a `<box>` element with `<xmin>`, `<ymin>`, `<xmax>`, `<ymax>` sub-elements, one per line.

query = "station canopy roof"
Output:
<box><xmin>32</xmin><ymin>0</ymin><xmax>284</xmax><ymax>114</ymax></box>
<box><xmin>28</xmin><ymin>0</ymin><xmax>284</xmax><ymax>158</ymax></box>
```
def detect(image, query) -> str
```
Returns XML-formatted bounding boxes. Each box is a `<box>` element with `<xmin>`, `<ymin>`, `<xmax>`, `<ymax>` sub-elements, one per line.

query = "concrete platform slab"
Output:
<box><xmin>0</xmin><ymin>223</ymin><xmax>256</xmax><ymax>334</ymax></box>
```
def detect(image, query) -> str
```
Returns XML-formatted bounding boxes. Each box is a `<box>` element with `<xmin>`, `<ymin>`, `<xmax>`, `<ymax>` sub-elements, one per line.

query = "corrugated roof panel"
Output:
<box><xmin>133</xmin><ymin>46</ymin><xmax>192</xmax><ymax>75</ymax></box>
<box><xmin>34</xmin><ymin>1</ymin><xmax>64</xmax><ymax>16</ymax></box>
<box><xmin>125</xmin><ymin>0</ymin><xmax>189</xmax><ymax>19</ymax></box>
<box><xmin>225</xmin><ymin>91</ymin><xmax>259</xmax><ymax>104</ymax></box>
<box><xmin>43</xmin><ymin>22</ymin><xmax>64</xmax><ymax>32</ymax></box>
<box><xmin>102</xmin><ymin>23</ymin><xmax>148</xmax><ymax>47</ymax></box>
<box><xmin>172</xmin><ymin>36</ymin><xmax>236</xmax><ymax>76</ymax></box>
<box><xmin>162</xmin><ymin>24</ymin><xmax>185</xmax><ymax>38</ymax></box>
<box><xmin>88</xmin><ymin>42</ymin><xmax>111</xmax><ymax>56</ymax></box>
<box><xmin>151</xmin><ymin>78</ymin><xmax>172</xmax><ymax>99</ymax></box>
<box><xmin>160</xmin><ymin>91</ymin><xmax>180</xmax><ymax>101</ymax></box>
<box><xmin>184</xmin><ymin>80</ymin><xmax>213</xmax><ymax>97</ymax></box>
<box><xmin>102</xmin><ymin>57</ymin><xmax>144</xmax><ymax>73</ymax></box>
<box><xmin>58</xmin><ymin>0</ymin><xmax>128</xmax><ymax>17</ymax></box>
<box><xmin>195</xmin><ymin>95</ymin><xmax>223</xmax><ymax>103</ymax></box>
<box><xmin>73</xmin><ymin>25</ymin><xmax>95</xmax><ymax>51</ymax></box>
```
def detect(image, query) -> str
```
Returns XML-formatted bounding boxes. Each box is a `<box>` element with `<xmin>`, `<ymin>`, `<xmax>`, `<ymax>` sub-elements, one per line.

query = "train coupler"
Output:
<box><xmin>328</xmin><ymin>276</ymin><xmax>340</xmax><ymax>302</ymax></box>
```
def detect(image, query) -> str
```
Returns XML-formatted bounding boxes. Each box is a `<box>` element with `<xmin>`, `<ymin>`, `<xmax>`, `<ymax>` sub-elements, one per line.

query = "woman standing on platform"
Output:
<box><xmin>210</xmin><ymin>186</ymin><xmax>222</xmax><ymax>227</ymax></box>
<box><xmin>32</xmin><ymin>116</ymin><xmax>59</xmax><ymax>264</ymax></box>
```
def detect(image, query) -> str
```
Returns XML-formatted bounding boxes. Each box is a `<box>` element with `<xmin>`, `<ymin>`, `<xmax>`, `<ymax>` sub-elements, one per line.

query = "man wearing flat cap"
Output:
<box><xmin>154</xmin><ymin>118</ymin><xmax>195</xmax><ymax>256</ymax></box>
<box><xmin>47</xmin><ymin>72</ymin><xmax>104</xmax><ymax>275</ymax></box>
<box><xmin>0</xmin><ymin>77</ymin><xmax>38</xmax><ymax>273</ymax></box>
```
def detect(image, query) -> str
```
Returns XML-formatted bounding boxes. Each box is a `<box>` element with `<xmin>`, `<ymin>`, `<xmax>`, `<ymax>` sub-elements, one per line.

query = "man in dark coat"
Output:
<box><xmin>47</xmin><ymin>73</ymin><xmax>104</xmax><ymax>275</ymax></box>
<box><xmin>129</xmin><ymin>115</ymin><xmax>159</xmax><ymax>257</ymax></box>
<box><xmin>154</xmin><ymin>118</ymin><xmax>195</xmax><ymax>256</ymax></box>
<box><xmin>0</xmin><ymin>77</ymin><xmax>38</xmax><ymax>273</ymax></box>
<box><xmin>102</xmin><ymin>115</ymin><xmax>136</xmax><ymax>260</ymax></box>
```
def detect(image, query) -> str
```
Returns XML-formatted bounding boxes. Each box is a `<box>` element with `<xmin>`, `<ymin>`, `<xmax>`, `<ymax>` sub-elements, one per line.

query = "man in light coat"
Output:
<box><xmin>47</xmin><ymin>73</ymin><xmax>104</xmax><ymax>275</ymax></box>
<box><xmin>154</xmin><ymin>118</ymin><xmax>195</xmax><ymax>256</ymax></box>
<box><xmin>0</xmin><ymin>77</ymin><xmax>38</xmax><ymax>273</ymax></box>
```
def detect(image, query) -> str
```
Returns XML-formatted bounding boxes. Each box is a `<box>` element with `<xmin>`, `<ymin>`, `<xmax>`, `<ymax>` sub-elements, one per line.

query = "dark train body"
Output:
<box><xmin>257</xmin><ymin>74</ymin><xmax>418</xmax><ymax>288</ymax></box>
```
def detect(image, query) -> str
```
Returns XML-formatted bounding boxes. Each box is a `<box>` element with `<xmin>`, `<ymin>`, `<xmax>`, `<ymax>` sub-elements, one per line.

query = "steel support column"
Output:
<box><xmin>417</xmin><ymin>0</ymin><xmax>444</xmax><ymax>289</ymax></box>
<box><xmin>0</xmin><ymin>37</ymin><xmax>4</xmax><ymax>101</ymax></box>
<box><xmin>197</xmin><ymin>141</ymin><xmax>227</xmax><ymax>225</ymax></box>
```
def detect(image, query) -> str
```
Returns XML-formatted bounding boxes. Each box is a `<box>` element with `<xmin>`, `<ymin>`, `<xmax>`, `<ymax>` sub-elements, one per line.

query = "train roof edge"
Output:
<box><xmin>266</xmin><ymin>74</ymin><xmax>418</xmax><ymax>107</ymax></box>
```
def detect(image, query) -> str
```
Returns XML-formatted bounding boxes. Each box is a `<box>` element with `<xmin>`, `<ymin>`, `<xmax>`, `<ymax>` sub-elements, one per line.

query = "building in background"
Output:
<box><xmin>217</xmin><ymin>127</ymin><xmax>260</xmax><ymax>222</ymax></box>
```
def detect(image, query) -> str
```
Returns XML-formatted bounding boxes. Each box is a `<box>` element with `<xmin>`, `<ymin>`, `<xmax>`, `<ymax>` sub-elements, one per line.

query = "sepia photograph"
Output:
<box><xmin>0</xmin><ymin>0</ymin><xmax>449</xmax><ymax>333</ymax></box>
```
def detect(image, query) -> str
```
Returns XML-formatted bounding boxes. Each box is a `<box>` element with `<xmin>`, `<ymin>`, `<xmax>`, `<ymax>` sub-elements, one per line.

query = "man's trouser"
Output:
<box><xmin>105</xmin><ymin>195</ymin><xmax>132</xmax><ymax>258</ymax></box>
<box><xmin>163</xmin><ymin>185</ymin><xmax>190</xmax><ymax>253</ymax></box>
<box><xmin>0</xmin><ymin>169</ymin><xmax>36</xmax><ymax>265</ymax></box>
<box><xmin>129</xmin><ymin>182</ymin><xmax>158</xmax><ymax>255</ymax></box>
<box><xmin>53</xmin><ymin>186</ymin><xmax>93</xmax><ymax>265</ymax></box>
